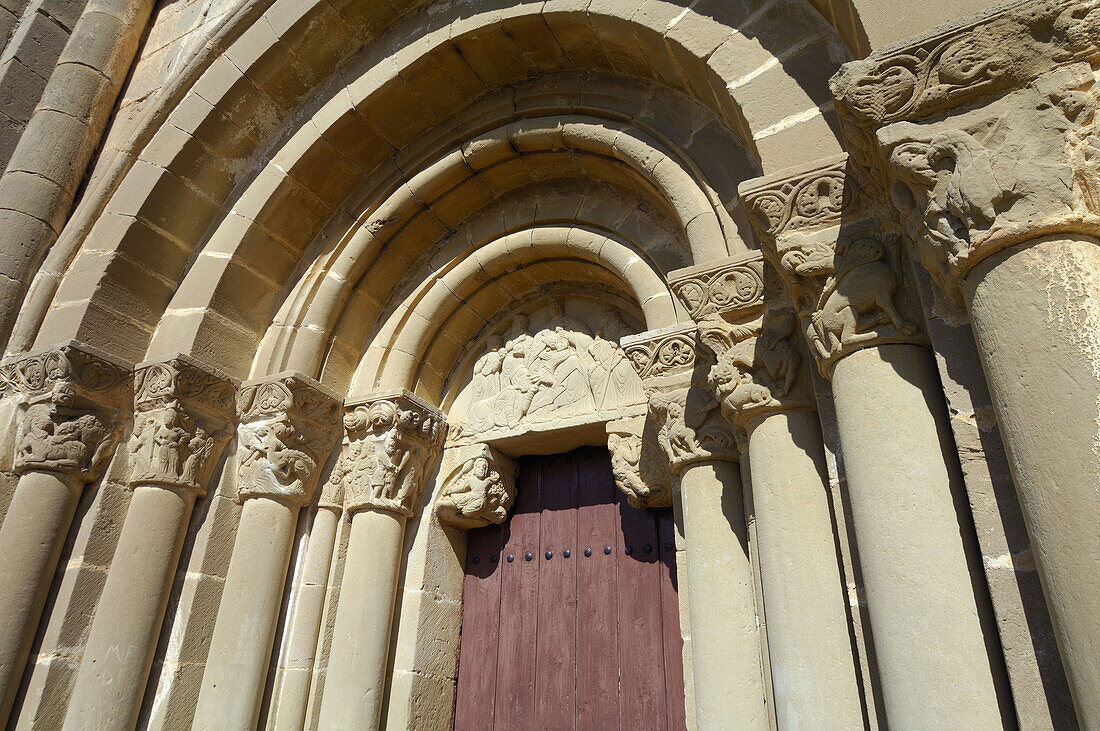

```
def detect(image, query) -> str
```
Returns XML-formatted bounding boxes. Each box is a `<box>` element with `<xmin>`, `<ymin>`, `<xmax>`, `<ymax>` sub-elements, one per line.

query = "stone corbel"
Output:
<box><xmin>830</xmin><ymin>2</ymin><xmax>1100</xmax><ymax>305</ymax></box>
<box><xmin>606</xmin><ymin>415</ymin><xmax>674</xmax><ymax>508</ymax></box>
<box><xmin>235</xmin><ymin>372</ymin><xmax>342</xmax><ymax>507</ymax></box>
<box><xmin>739</xmin><ymin>155</ymin><xmax>925</xmax><ymax>377</ymax></box>
<box><xmin>337</xmin><ymin>389</ymin><xmax>446</xmax><ymax>517</ymax></box>
<box><xmin>129</xmin><ymin>355</ymin><xmax>237</xmax><ymax>496</ymax></box>
<box><xmin>0</xmin><ymin>342</ymin><xmax>131</xmax><ymax>481</ymax></box>
<box><xmin>623</xmin><ymin>324</ymin><xmax>741</xmax><ymax>473</ymax></box>
<box><xmin>435</xmin><ymin>442</ymin><xmax>517</xmax><ymax>528</ymax></box>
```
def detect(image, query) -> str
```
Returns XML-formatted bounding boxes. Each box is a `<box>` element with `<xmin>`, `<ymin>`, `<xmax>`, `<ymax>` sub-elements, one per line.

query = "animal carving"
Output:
<box><xmin>781</xmin><ymin>237</ymin><xmax>914</xmax><ymax>360</ymax></box>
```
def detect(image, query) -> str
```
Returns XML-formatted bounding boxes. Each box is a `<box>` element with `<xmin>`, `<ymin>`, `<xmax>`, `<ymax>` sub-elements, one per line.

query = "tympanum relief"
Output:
<box><xmin>454</xmin><ymin>301</ymin><xmax>646</xmax><ymax>441</ymax></box>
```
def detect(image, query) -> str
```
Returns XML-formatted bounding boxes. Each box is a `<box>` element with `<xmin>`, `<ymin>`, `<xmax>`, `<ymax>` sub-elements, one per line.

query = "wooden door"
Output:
<box><xmin>455</xmin><ymin>446</ymin><xmax>686</xmax><ymax>730</ymax></box>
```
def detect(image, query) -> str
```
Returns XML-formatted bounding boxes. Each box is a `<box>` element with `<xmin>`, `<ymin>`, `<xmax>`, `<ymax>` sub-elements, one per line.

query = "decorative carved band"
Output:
<box><xmin>606</xmin><ymin>416</ymin><xmax>674</xmax><ymax>508</ymax></box>
<box><xmin>622</xmin><ymin>323</ymin><xmax>700</xmax><ymax>380</ymax></box>
<box><xmin>336</xmin><ymin>389</ymin><xmax>446</xmax><ymax>517</ymax></box>
<box><xmin>830</xmin><ymin>0</ymin><xmax>1100</xmax><ymax>129</ymax></box>
<box><xmin>698</xmin><ymin>304</ymin><xmax>817</xmax><ymax>429</ymax></box>
<box><xmin>435</xmin><ymin>443</ymin><xmax>516</xmax><ymax>529</ymax></box>
<box><xmin>236</xmin><ymin>373</ymin><xmax>341</xmax><ymax>506</ymax></box>
<box><xmin>668</xmin><ymin>252</ymin><xmax>766</xmax><ymax>321</ymax></box>
<box><xmin>739</xmin><ymin>155</ymin><xmax>861</xmax><ymax>241</ymax></box>
<box><xmin>1</xmin><ymin>343</ymin><xmax>131</xmax><ymax>480</ymax></box>
<box><xmin>129</xmin><ymin>356</ymin><xmax>236</xmax><ymax>495</ymax></box>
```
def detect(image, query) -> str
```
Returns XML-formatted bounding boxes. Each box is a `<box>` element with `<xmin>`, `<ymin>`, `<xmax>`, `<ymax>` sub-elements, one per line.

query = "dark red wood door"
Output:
<box><xmin>455</xmin><ymin>447</ymin><xmax>686</xmax><ymax>730</ymax></box>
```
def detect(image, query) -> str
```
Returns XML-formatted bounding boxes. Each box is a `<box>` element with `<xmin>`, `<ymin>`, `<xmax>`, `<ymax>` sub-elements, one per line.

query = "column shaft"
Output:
<box><xmin>317</xmin><ymin>508</ymin><xmax>405</xmax><ymax>730</ymax></box>
<box><xmin>831</xmin><ymin>344</ymin><xmax>1004</xmax><ymax>728</ymax></box>
<box><xmin>678</xmin><ymin>459</ymin><xmax>767</xmax><ymax>730</ymax></box>
<box><xmin>962</xmin><ymin>235</ymin><xmax>1100</xmax><ymax>725</ymax></box>
<box><xmin>748</xmin><ymin>410</ymin><xmax>863</xmax><ymax>730</ymax></box>
<box><xmin>64</xmin><ymin>484</ymin><xmax>195</xmax><ymax>730</ymax></box>
<box><xmin>270</xmin><ymin>507</ymin><xmax>340</xmax><ymax>731</ymax></box>
<box><xmin>193</xmin><ymin>497</ymin><xmax>298</xmax><ymax>730</ymax></box>
<box><xmin>0</xmin><ymin>471</ymin><xmax>82</xmax><ymax>722</ymax></box>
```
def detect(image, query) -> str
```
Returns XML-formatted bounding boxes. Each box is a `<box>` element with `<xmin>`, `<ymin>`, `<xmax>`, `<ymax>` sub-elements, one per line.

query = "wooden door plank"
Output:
<box><xmin>576</xmin><ymin>448</ymin><xmax>620</xmax><ymax>731</ymax></box>
<box><xmin>615</xmin><ymin>488</ymin><xmax>667</xmax><ymax>729</ymax></box>
<box><xmin>455</xmin><ymin>521</ymin><xmax>505</xmax><ymax>730</ymax></box>
<box><xmin>657</xmin><ymin>509</ymin><xmax>688</xmax><ymax>731</ymax></box>
<box><xmin>495</xmin><ymin>457</ymin><xmax>541</xmax><ymax>729</ymax></box>
<box><xmin>535</xmin><ymin>452</ymin><xmax>579</xmax><ymax>729</ymax></box>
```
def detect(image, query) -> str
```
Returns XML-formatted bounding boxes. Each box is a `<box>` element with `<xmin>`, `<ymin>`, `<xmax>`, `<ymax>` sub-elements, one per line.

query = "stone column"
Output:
<box><xmin>318</xmin><ymin>390</ymin><xmax>445</xmax><ymax>730</ymax></box>
<box><xmin>831</xmin><ymin>20</ymin><xmax>1100</xmax><ymax>720</ymax></box>
<box><xmin>0</xmin><ymin>344</ymin><xmax>129</xmax><ymax>725</ymax></box>
<box><xmin>193</xmin><ymin>373</ymin><xmax>340</xmax><ymax>730</ymax></box>
<box><xmin>671</xmin><ymin>252</ymin><xmax>865</xmax><ymax>729</ymax></box>
<box><xmin>622</xmin><ymin>324</ymin><xmax>768</xmax><ymax>730</ymax></box>
<box><xmin>64</xmin><ymin>356</ymin><xmax>235</xmax><ymax>729</ymax></box>
<box><xmin>740</xmin><ymin>159</ymin><xmax>1006</xmax><ymax>728</ymax></box>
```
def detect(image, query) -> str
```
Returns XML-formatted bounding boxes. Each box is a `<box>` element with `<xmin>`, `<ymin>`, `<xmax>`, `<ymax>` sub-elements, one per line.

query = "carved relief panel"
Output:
<box><xmin>451</xmin><ymin>300</ymin><xmax>647</xmax><ymax>442</ymax></box>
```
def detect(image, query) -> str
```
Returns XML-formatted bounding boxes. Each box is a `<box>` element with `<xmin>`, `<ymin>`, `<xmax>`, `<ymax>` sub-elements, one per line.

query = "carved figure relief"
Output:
<box><xmin>647</xmin><ymin>388</ymin><xmax>738</xmax><ymax>472</ymax></box>
<box><xmin>461</xmin><ymin>305</ymin><xmax>643</xmax><ymax>435</ymax></box>
<box><xmin>606</xmin><ymin>417</ymin><xmax>673</xmax><ymax>509</ymax></box>
<box><xmin>128</xmin><ymin>359</ymin><xmax>234</xmax><ymax>494</ymax></box>
<box><xmin>435</xmin><ymin>445</ymin><xmax>516</xmax><ymax>528</ymax></box>
<box><xmin>777</xmin><ymin>235</ymin><xmax>916</xmax><ymax>365</ymax></box>
<box><xmin>702</xmin><ymin>306</ymin><xmax>812</xmax><ymax>428</ymax></box>
<box><xmin>3</xmin><ymin>344</ymin><xmax>130</xmax><ymax>481</ymax></box>
<box><xmin>338</xmin><ymin>392</ymin><xmax>446</xmax><ymax>517</ymax></box>
<box><xmin>235</xmin><ymin>374</ymin><xmax>341</xmax><ymax>506</ymax></box>
<box><xmin>15</xmin><ymin>395</ymin><xmax>117</xmax><ymax>477</ymax></box>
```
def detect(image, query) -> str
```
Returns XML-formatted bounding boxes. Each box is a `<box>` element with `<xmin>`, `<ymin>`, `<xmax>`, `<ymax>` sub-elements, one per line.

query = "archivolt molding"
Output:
<box><xmin>19</xmin><ymin>0</ymin><xmax>849</xmax><ymax>375</ymax></box>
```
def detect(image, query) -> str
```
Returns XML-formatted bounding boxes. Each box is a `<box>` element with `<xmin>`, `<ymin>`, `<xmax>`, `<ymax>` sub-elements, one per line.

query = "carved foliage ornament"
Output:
<box><xmin>129</xmin><ymin>358</ymin><xmax>236</xmax><ymax>495</ymax></box>
<box><xmin>669</xmin><ymin>253</ymin><xmax>766</xmax><ymax>321</ymax></box>
<box><xmin>606</xmin><ymin>417</ymin><xmax>674</xmax><ymax>509</ymax></box>
<box><xmin>236</xmin><ymin>374</ymin><xmax>341</xmax><ymax>506</ymax></box>
<box><xmin>335</xmin><ymin>390</ymin><xmax>446</xmax><ymax>517</ymax></box>
<box><xmin>739</xmin><ymin>156</ymin><xmax>858</xmax><ymax>242</ymax></box>
<box><xmin>3</xmin><ymin>344</ymin><xmax>131</xmax><ymax>480</ymax></box>
<box><xmin>623</xmin><ymin>323</ymin><xmax>699</xmax><ymax>380</ymax></box>
<box><xmin>435</xmin><ymin>444</ymin><xmax>517</xmax><ymax>529</ymax></box>
<box><xmin>830</xmin><ymin>0</ymin><xmax>1100</xmax><ymax>129</ymax></box>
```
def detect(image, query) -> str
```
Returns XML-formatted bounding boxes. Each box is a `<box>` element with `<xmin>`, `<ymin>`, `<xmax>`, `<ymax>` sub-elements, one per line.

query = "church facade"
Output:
<box><xmin>0</xmin><ymin>0</ymin><xmax>1096</xmax><ymax>728</ymax></box>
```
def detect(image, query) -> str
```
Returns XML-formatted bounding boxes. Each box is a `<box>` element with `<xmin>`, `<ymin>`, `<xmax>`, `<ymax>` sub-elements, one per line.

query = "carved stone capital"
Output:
<box><xmin>606</xmin><ymin>415</ymin><xmax>674</xmax><ymax>508</ymax></box>
<box><xmin>830</xmin><ymin>2</ymin><xmax>1100</xmax><ymax>302</ymax></box>
<box><xmin>435</xmin><ymin>443</ymin><xmax>516</xmax><ymax>528</ymax></box>
<box><xmin>668</xmin><ymin>251</ymin><xmax>766</xmax><ymax>322</ymax></box>
<box><xmin>646</xmin><ymin>385</ymin><xmax>740</xmax><ymax>473</ymax></box>
<box><xmin>129</xmin><ymin>356</ymin><xmax>236</xmax><ymax>495</ymax></box>
<box><xmin>740</xmin><ymin>159</ymin><xmax>925</xmax><ymax>377</ymax></box>
<box><xmin>0</xmin><ymin>343</ymin><xmax>131</xmax><ymax>480</ymax></box>
<box><xmin>877</xmin><ymin>63</ymin><xmax>1100</xmax><ymax>302</ymax></box>
<box><xmin>697</xmin><ymin>304</ymin><xmax>818</xmax><ymax>430</ymax></box>
<box><xmin>336</xmin><ymin>389</ymin><xmax>446</xmax><ymax>517</ymax></box>
<box><xmin>235</xmin><ymin>372</ymin><xmax>341</xmax><ymax>506</ymax></box>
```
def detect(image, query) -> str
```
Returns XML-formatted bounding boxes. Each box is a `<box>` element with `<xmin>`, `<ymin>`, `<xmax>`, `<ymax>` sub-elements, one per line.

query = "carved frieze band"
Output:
<box><xmin>129</xmin><ymin>356</ymin><xmax>236</xmax><ymax>495</ymax></box>
<box><xmin>606</xmin><ymin>416</ymin><xmax>674</xmax><ymax>508</ymax></box>
<box><xmin>668</xmin><ymin>251</ymin><xmax>766</xmax><ymax>321</ymax></box>
<box><xmin>435</xmin><ymin>442</ymin><xmax>516</xmax><ymax>529</ymax></box>
<box><xmin>739</xmin><ymin>160</ymin><xmax>924</xmax><ymax>376</ymax></box>
<box><xmin>830</xmin><ymin>0</ymin><xmax>1100</xmax><ymax>129</ymax></box>
<box><xmin>334</xmin><ymin>389</ymin><xmax>446</xmax><ymax>517</ymax></box>
<box><xmin>622</xmin><ymin>322</ymin><xmax>701</xmax><ymax>381</ymax></box>
<box><xmin>236</xmin><ymin>373</ymin><xmax>341</xmax><ymax>506</ymax></box>
<box><xmin>0</xmin><ymin>343</ymin><xmax>131</xmax><ymax>480</ymax></box>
